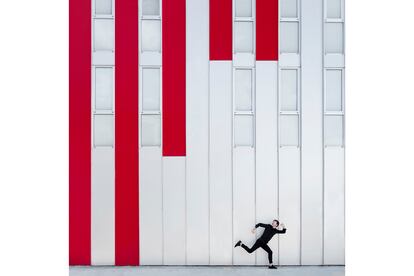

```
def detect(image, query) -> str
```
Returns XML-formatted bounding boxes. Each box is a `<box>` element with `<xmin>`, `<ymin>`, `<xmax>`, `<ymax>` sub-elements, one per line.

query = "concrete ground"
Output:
<box><xmin>70</xmin><ymin>265</ymin><xmax>345</xmax><ymax>276</ymax></box>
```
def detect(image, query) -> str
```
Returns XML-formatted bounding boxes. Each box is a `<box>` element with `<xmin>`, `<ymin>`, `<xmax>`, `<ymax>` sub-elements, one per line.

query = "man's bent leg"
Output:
<box><xmin>241</xmin><ymin>240</ymin><xmax>261</xmax><ymax>254</ymax></box>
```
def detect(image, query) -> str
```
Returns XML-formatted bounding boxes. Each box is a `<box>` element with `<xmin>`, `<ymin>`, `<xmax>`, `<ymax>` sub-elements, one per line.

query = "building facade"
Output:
<box><xmin>69</xmin><ymin>0</ymin><xmax>345</xmax><ymax>266</ymax></box>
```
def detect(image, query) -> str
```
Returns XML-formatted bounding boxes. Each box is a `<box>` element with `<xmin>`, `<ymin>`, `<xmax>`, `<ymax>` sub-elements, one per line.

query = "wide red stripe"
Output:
<box><xmin>69</xmin><ymin>0</ymin><xmax>91</xmax><ymax>266</ymax></box>
<box><xmin>115</xmin><ymin>0</ymin><xmax>139</xmax><ymax>265</ymax></box>
<box><xmin>209</xmin><ymin>0</ymin><xmax>232</xmax><ymax>60</ymax></box>
<box><xmin>256</xmin><ymin>0</ymin><xmax>279</xmax><ymax>60</ymax></box>
<box><xmin>163</xmin><ymin>0</ymin><xmax>186</xmax><ymax>156</ymax></box>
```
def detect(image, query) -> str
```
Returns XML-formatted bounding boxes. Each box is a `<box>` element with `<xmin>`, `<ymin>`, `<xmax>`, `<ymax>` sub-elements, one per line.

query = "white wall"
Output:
<box><xmin>90</xmin><ymin>0</ymin><xmax>345</xmax><ymax>266</ymax></box>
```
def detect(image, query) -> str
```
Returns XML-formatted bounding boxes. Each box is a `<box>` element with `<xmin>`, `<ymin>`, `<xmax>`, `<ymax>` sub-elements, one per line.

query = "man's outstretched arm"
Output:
<box><xmin>255</xmin><ymin>223</ymin><xmax>268</xmax><ymax>228</ymax></box>
<box><xmin>251</xmin><ymin>223</ymin><xmax>269</xmax><ymax>233</ymax></box>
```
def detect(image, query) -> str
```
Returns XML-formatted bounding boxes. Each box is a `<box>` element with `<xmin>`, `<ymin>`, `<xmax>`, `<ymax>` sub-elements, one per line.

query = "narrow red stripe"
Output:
<box><xmin>256</xmin><ymin>0</ymin><xmax>279</xmax><ymax>60</ymax></box>
<box><xmin>162</xmin><ymin>0</ymin><xmax>186</xmax><ymax>156</ymax></box>
<box><xmin>209</xmin><ymin>0</ymin><xmax>232</xmax><ymax>60</ymax></box>
<box><xmin>115</xmin><ymin>0</ymin><xmax>139</xmax><ymax>265</ymax></box>
<box><xmin>69</xmin><ymin>0</ymin><xmax>91</xmax><ymax>265</ymax></box>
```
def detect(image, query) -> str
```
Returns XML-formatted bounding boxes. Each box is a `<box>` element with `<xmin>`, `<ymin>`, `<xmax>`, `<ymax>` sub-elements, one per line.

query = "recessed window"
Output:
<box><xmin>235</xmin><ymin>69</ymin><xmax>253</xmax><ymax>111</ymax></box>
<box><xmin>94</xmin><ymin>115</ymin><xmax>114</xmax><ymax>147</ymax></box>
<box><xmin>281</xmin><ymin>0</ymin><xmax>297</xmax><ymax>18</ymax></box>
<box><xmin>325</xmin><ymin>23</ymin><xmax>344</xmax><ymax>54</ymax></box>
<box><xmin>280</xmin><ymin>115</ymin><xmax>299</xmax><ymax>146</ymax></box>
<box><xmin>281</xmin><ymin>69</ymin><xmax>298</xmax><ymax>111</ymax></box>
<box><xmin>143</xmin><ymin>0</ymin><xmax>160</xmax><ymax>16</ymax></box>
<box><xmin>141</xmin><ymin>115</ymin><xmax>161</xmax><ymax>146</ymax></box>
<box><xmin>94</xmin><ymin>19</ymin><xmax>114</xmax><ymax>51</ymax></box>
<box><xmin>95</xmin><ymin>0</ymin><xmax>112</xmax><ymax>15</ymax></box>
<box><xmin>142</xmin><ymin>20</ymin><xmax>161</xmax><ymax>52</ymax></box>
<box><xmin>142</xmin><ymin>68</ymin><xmax>160</xmax><ymax>111</ymax></box>
<box><xmin>280</xmin><ymin>22</ymin><xmax>299</xmax><ymax>54</ymax></box>
<box><xmin>95</xmin><ymin>67</ymin><xmax>113</xmax><ymax>111</ymax></box>
<box><xmin>235</xmin><ymin>0</ymin><xmax>252</xmax><ymax>17</ymax></box>
<box><xmin>326</xmin><ymin>69</ymin><xmax>342</xmax><ymax>111</ymax></box>
<box><xmin>325</xmin><ymin>115</ymin><xmax>343</xmax><ymax>146</ymax></box>
<box><xmin>327</xmin><ymin>0</ymin><xmax>342</xmax><ymax>19</ymax></box>
<box><xmin>235</xmin><ymin>21</ymin><xmax>253</xmax><ymax>53</ymax></box>
<box><xmin>234</xmin><ymin>115</ymin><xmax>254</xmax><ymax>147</ymax></box>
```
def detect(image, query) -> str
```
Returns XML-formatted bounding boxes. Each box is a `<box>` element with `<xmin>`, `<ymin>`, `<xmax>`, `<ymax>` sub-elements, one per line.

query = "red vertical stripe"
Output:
<box><xmin>256</xmin><ymin>0</ymin><xmax>279</xmax><ymax>60</ymax></box>
<box><xmin>69</xmin><ymin>0</ymin><xmax>91</xmax><ymax>266</ymax></box>
<box><xmin>163</xmin><ymin>0</ymin><xmax>186</xmax><ymax>156</ymax></box>
<box><xmin>115</xmin><ymin>0</ymin><xmax>139</xmax><ymax>265</ymax></box>
<box><xmin>209</xmin><ymin>0</ymin><xmax>232</xmax><ymax>60</ymax></box>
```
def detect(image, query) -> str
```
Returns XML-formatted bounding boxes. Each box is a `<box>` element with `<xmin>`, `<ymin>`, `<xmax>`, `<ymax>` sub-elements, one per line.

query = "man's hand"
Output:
<box><xmin>251</xmin><ymin>228</ymin><xmax>256</xmax><ymax>234</ymax></box>
<box><xmin>280</xmin><ymin>223</ymin><xmax>286</xmax><ymax>229</ymax></box>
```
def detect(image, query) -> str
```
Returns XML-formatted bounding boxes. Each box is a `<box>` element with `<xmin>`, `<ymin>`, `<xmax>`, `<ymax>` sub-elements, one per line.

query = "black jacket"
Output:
<box><xmin>255</xmin><ymin>223</ymin><xmax>287</xmax><ymax>244</ymax></box>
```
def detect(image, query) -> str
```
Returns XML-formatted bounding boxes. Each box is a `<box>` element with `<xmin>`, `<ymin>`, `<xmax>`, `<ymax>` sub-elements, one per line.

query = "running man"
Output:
<box><xmin>234</xmin><ymin>220</ymin><xmax>287</xmax><ymax>269</ymax></box>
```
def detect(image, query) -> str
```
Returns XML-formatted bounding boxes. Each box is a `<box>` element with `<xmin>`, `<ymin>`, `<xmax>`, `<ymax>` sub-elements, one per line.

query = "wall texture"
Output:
<box><xmin>69</xmin><ymin>0</ymin><xmax>345</xmax><ymax>266</ymax></box>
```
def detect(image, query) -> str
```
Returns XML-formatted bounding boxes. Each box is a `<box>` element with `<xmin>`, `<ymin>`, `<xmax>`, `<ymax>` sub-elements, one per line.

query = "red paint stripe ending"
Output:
<box><xmin>209</xmin><ymin>0</ymin><xmax>232</xmax><ymax>60</ymax></box>
<box><xmin>162</xmin><ymin>0</ymin><xmax>186</xmax><ymax>156</ymax></box>
<box><xmin>69</xmin><ymin>0</ymin><xmax>91</xmax><ymax>265</ymax></box>
<box><xmin>256</xmin><ymin>0</ymin><xmax>279</xmax><ymax>60</ymax></box>
<box><xmin>115</xmin><ymin>0</ymin><xmax>139</xmax><ymax>265</ymax></box>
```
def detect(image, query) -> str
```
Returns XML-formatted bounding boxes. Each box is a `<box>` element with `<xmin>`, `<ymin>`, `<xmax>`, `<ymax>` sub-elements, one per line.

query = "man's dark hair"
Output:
<box><xmin>273</xmin><ymin>219</ymin><xmax>279</xmax><ymax>226</ymax></box>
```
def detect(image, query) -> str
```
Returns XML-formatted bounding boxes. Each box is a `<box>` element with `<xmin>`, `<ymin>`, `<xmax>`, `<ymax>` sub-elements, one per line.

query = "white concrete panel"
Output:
<box><xmin>142</xmin><ymin>20</ymin><xmax>161</xmax><ymax>52</ymax></box>
<box><xmin>93</xmin><ymin>19</ymin><xmax>114</xmax><ymax>52</ymax></box>
<box><xmin>255</xmin><ymin>62</ymin><xmax>278</xmax><ymax>265</ymax></box>
<box><xmin>143</xmin><ymin>0</ymin><xmax>160</xmax><ymax>16</ymax></box>
<box><xmin>162</xmin><ymin>157</ymin><xmax>186</xmax><ymax>264</ymax></box>
<box><xmin>209</xmin><ymin>61</ymin><xmax>233</xmax><ymax>265</ymax></box>
<box><xmin>301</xmin><ymin>0</ymin><xmax>324</xmax><ymax>265</ymax></box>
<box><xmin>139</xmin><ymin>147</ymin><xmax>163</xmax><ymax>265</ymax></box>
<box><xmin>278</xmin><ymin>147</ymin><xmax>301</xmax><ymax>265</ymax></box>
<box><xmin>234</xmin><ymin>21</ymin><xmax>253</xmax><ymax>53</ymax></box>
<box><xmin>91</xmin><ymin>148</ymin><xmax>115</xmax><ymax>265</ymax></box>
<box><xmin>233</xmin><ymin>147</ymin><xmax>255</xmax><ymax>265</ymax></box>
<box><xmin>186</xmin><ymin>0</ymin><xmax>209</xmax><ymax>265</ymax></box>
<box><xmin>323</xmin><ymin>147</ymin><xmax>345</xmax><ymax>265</ymax></box>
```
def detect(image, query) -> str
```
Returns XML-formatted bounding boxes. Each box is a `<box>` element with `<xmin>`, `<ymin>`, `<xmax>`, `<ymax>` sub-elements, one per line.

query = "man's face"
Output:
<box><xmin>272</xmin><ymin>220</ymin><xmax>279</xmax><ymax>228</ymax></box>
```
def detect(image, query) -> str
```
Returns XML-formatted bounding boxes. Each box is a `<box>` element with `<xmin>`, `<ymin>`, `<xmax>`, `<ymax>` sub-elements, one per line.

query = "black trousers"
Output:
<box><xmin>241</xmin><ymin>239</ymin><xmax>273</xmax><ymax>264</ymax></box>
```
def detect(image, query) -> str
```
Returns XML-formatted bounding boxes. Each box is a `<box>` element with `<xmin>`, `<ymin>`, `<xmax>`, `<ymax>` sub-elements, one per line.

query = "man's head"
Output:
<box><xmin>272</xmin><ymin>219</ymin><xmax>280</xmax><ymax>228</ymax></box>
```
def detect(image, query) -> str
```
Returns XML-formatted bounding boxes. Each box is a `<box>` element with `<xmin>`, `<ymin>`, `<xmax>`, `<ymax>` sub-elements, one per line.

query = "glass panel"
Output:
<box><xmin>94</xmin><ymin>115</ymin><xmax>114</xmax><ymax>147</ymax></box>
<box><xmin>235</xmin><ymin>21</ymin><xmax>253</xmax><ymax>53</ymax></box>
<box><xmin>325</xmin><ymin>23</ymin><xmax>343</xmax><ymax>53</ymax></box>
<box><xmin>141</xmin><ymin>115</ymin><xmax>161</xmax><ymax>146</ymax></box>
<box><xmin>143</xmin><ymin>0</ymin><xmax>160</xmax><ymax>16</ymax></box>
<box><xmin>94</xmin><ymin>19</ymin><xmax>114</xmax><ymax>51</ymax></box>
<box><xmin>142</xmin><ymin>20</ymin><xmax>161</xmax><ymax>52</ymax></box>
<box><xmin>95</xmin><ymin>67</ymin><xmax>113</xmax><ymax>111</ymax></box>
<box><xmin>281</xmin><ymin>69</ymin><xmax>298</xmax><ymax>111</ymax></box>
<box><xmin>143</xmin><ymin>68</ymin><xmax>160</xmax><ymax>111</ymax></box>
<box><xmin>236</xmin><ymin>0</ymin><xmax>252</xmax><ymax>17</ymax></box>
<box><xmin>280</xmin><ymin>22</ymin><xmax>299</xmax><ymax>53</ymax></box>
<box><xmin>326</xmin><ymin>69</ymin><xmax>342</xmax><ymax>111</ymax></box>
<box><xmin>281</xmin><ymin>0</ymin><xmax>297</xmax><ymax>18</ymax></box>
<box><xmin>325</xmin><ymin>115</ymin><xmax>343</xmax><ymax>146</ymax></box>
<box><xmin>280</xmin><ymin>115</ymin><xmax>299</xmax><ymax>146</ymax></box>
<box><xmin>327</xmin><ymin>0</ymin><xmax>342</xmax><ymax>19</ymax></box>
<box><xmin>234</xmin><ymin>115</ymin><xmax>254</xmax><ymax>147</ymax></box>
<box><xmin>95</xmin><ymin>0</ymin><xmax>112</xmax><ymax>15</ymax></box>
<box><xmin>235</xmin><ymin>69</ymin><xmax>252</xmax><ymax>111</ymax></box>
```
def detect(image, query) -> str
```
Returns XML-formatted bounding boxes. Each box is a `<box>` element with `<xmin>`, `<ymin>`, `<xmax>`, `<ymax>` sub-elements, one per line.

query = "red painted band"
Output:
<box><xmin>115</xmin><ymin>0</ymin><xmax>140</xmax><ymax>265</ymax></box>
<box><xmin>256</xmin><ymin>0</ymin><xmax>279</xmax><ymax>60</ymax></box>
<box><xmin>69</xmin><ymin>0</ymin><xmax>91</xmax><ymax>265</ymax></box>
<box><xmin>209</xmin><ymin>0</ymin><xmax>232</xmax><ymax>60</ymax></box>
<box><xmin>162</xmin><ymin>0</ymin><xmax>186</xmax><ymax>156</ymax></box>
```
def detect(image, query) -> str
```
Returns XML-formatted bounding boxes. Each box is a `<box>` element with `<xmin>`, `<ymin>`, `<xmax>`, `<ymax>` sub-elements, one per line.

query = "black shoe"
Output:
<box><xmin>234</xmin><ymin>240</ymin><xmax>242</xmax><ymax>248</ymax></box>
<box><xmin>268</xmin><ymin>265</ymin><xmax>277</xmax><ymax>269</ymax></box>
